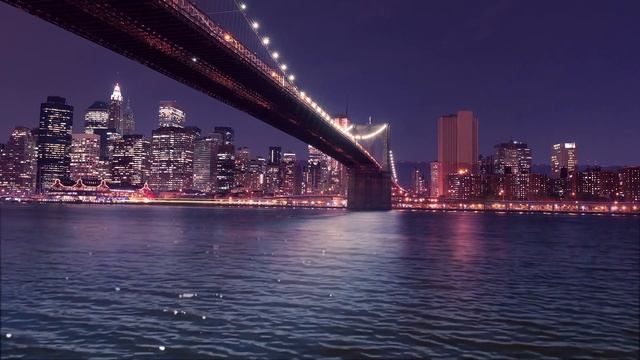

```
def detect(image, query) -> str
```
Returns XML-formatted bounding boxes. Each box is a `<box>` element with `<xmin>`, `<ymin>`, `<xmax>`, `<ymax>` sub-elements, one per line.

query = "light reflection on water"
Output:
<box><xmin>1</xmin><ymin>204</ymin><xmax>638</xmax><ymax>359</ymax></box>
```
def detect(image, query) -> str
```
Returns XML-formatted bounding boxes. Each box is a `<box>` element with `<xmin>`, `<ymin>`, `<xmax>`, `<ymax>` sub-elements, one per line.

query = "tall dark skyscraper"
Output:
<box><xmin>36</xmin><ymin>96</ymin><xmax>73</xmax><ymax>192</ymax></box>
<box><xmin>494</xmin><ymin>140</ymin><xmax>532</xmax><ymax>175</ymax></box>
<box><xmin>121</xmin><ymin>99</ymin><xmax>136</xmax><ymax>135</ymax></box>
<box><xmin>193</xmin><ymin>133</ymin><xmax>223</xmax><ymax>193</ymax></box>
<box><xmin>108</xmin><ymin>83</ymin><xmax>123</xmax><ymax>133</ymax></box>
<box><xmin>150</xmin><ymin>126</ymin><xmax>199</xmax><ymax>192</ymax></box>
<box><xmin>110</xmin><ymin>134</ymin><xmax>150</xmax><ymax>186</ymax></box>
<box><xmin>214</xmin><ymin>127</ymin><xmax>234</xmax><ymax>145</ymax></box>
<box><xmin>215</xmin><ymin>144</ymin><xmax>235</xmax><ymax>192</ymax></box>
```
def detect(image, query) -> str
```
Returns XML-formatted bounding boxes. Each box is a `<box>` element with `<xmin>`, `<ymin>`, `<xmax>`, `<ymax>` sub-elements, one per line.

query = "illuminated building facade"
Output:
<box><xmin>494</xmin><ymin>140</ymin><xmax>532</xmax><ymax>175</ymax></box>
<box><xmin>620</xmin><ymin>166</ymin><xmax>640</xmax><ymax>202</ymax></box>
<box><xmin>84</xmin><ymin>101</ymin><xmax>109</xmax><ymax>134</ymax></box>
<box><xmin>247</xmin><ymin>156</ymin><xmax>266</xmax><ymax>193</ymax></box>
<box><xmin>36</xmin><ymin>96</ymin><xmax>74</xmax><ymax>192</ymax></box>
<box><xmin>429</xmin><ymin>161</ymin><xmax>442</xmax><ymax>198</ymax></box>
<box><xmin>70</xmin><ymin>133</ymin><xmax>101</xmax><ymax>181</ymax></box>
<box><xmin>265</xmin><ymin>146</ymin><xmax>282</xmax><ymax>194</ymax></box>
<box><xmin>280</xmin><ymin>152</ymin><xmax>298</xmax><ymax>196</ymax></box>
<box><xmin>551</xmin><ymin>142</ymin><xmax>577</xmax><ymax>178</ymax></box>
<box><xmin>235</xmin><ymin>146</ymin><xmax>251</xmax><ymax>190</ymax></box>
<box><xmin>437</xmin><ymin>110</ymin><xmax>478</xmax><ymax>197</ymax></box>
<box><xmin>150</xmin><ymin>126</ymin><xmax>199</xmax><ymax>192</ymax></box>
<box><xmin>215</xmin><ymin>144</ymin><xmax>235</xmax><ymax>192</ymax></box>
<box><xmin>193</xmin><ymin>133</ymin><xmax>222</xmax><ymax>193</ymax></box>
<box><xmin>214</xmin><ymin>127</ymin><xmax>234</xmax><ymax>145</ymax></box>
<box><xmin>108</xmin><ymin>83</ymin><xmax>123</xmax><ymax>133</ymax></box>
<box><xmin>158</xmin><ymin>100</ymin><xmax>185</xmax><ymax>128</ymax></box>
<box><xmin>411</xmin><ymin>167</ymin><xmax>426</xmax><ymax>195</ymax></box>
<box><xmin>110</xmin><ymin>135</ymin><xmax>150</xmax><ymax>186</ymax></box>
<box><xmin>0</xmin><ymin>126</ymin><xmax>37</xmax><ymax>196</ymax></box>
<box><xmin>447</xmin><ymin>171</ymin><xmax>482</xmax><ymax>200</ymax></box>
<box><xmin>575</xmin><ymin>166</ymin><xmax>619</xmax><ymax>200</ymax></box>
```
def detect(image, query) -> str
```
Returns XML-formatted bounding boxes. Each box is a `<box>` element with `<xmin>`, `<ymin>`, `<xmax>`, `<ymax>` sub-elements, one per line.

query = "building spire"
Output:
<box><xmin>111</xmin><ymin>83</ymin><xmax>123</xmax><ymax>102</ymax></box>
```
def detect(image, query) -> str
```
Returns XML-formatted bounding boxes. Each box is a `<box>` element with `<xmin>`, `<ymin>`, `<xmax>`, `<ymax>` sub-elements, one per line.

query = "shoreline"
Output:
<box><xmin>2</xmin><ymin>198</ymin><xmax>638</xmax><ymax>216</ymax></box>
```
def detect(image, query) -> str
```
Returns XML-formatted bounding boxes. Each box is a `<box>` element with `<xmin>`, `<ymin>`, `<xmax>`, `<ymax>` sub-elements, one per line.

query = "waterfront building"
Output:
<box><xmin>446</xmin><ymin>170</ymin><xmax>482</xmax><ymax>200</ymax></box>
<box><xmin>192</xmin><ymin>133</ymin><xmax>222</xmax><ymax>193</ymax></box>
<box><xmin>504</xmin><ymin>173</ymin><xmax>530</xmax><ymax>200</ymax></box>
<box><xmin>0</xmin><ymin>126</ymin><xmax>37</xmax><ymax>196</ymax></box>
<box><xmin>36</xmin><ymin>96</ymin><xmax>74</xmax><ymax>192</ymax></box>
<box><xmin>70</xmin><ymin>133</ymin><xmax>101</xmax><ymax>181</ymax></box>
<box><xmin>121</xmin><ymin>100</ymin><xmax>136</xmax><ymax>135</ymax></box>
<box><xmin>84</xmin><ymin>101</ymin><xmax>109</xmax><ymax>134</ymax></box>
<box><xmin>528</xmin><ymin>173</ymin><xmax>551</xmax><ymax>200</ymax></box>
<box><xmin>108</xmin><ymin>83</ymin><xmax>123</xmax><ymax>133</ymax></box>
<box><xmin>280</xmin><ymin>152</ymin><xmax>297</xmax><ymax>196</ymax></box>
<box><xmin>215</xmin><ymin>143</ymin><xmax>235</xmax><ymax>192</ymax></box>
<box><xmin>494</xmin><ymin>140</ymin><xmax>532</xmax><ymax>175</ymax></box>
<box><xmin>149</xmin><ymin>126</ymin><xmax>199</xmax><ymax>192</ymax></box>
<box><xmin>551</xmin><ymin>142</ymin><xmax>577</xmax><ymax>178</ymax></box>
<box><xmin>265</xmin><ymin>146</ymin><xmax>282</xmax><ymax>194</ymax></box>
<box><xmin>620</xmin><ymin>166</ymin><xmax>640</xmax><ymax>202</ymax></box>
<box><xmin>110</xmin><ymin>135</ymin><xmax>150</xmax><ymax>186</ymax></box>
<box><xmin>437</xmin><ymin>110</ymin><xmax>478</xmax><ymax>197</ymax></box>
<box><xmin>576</xmin><ymin>166</ymin><xmax>619</xmax><ymax>200</ymax></box>
<box><xmin>158</xmin><ymin>100</ymin><xmax>185</xmax><ymax>128</ymax></box>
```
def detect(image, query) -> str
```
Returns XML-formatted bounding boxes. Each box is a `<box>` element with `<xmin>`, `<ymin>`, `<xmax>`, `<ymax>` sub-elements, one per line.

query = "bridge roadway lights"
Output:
<box><xmin>347</xmin><ymin>168</ymin><xmax>392</xmax><ymax>211</ymax></box>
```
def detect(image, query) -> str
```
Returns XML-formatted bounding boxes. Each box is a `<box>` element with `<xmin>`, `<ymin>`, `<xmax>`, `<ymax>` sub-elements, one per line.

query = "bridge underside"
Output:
<box><xmin>347</xmin><ymin>168</ymin><xmax>392</xmax><ymax>211</ymax></box>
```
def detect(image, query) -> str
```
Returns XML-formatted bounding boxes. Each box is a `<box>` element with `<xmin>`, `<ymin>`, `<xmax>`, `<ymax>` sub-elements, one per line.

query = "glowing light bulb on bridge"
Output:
<box><xmin>262</xmin><ymin>37</ymin><xmax>270</xmax><ymax>45</ymax></box>
<box><xmin>272</xmin><ymin>51</ymin><xmax>279</xmax><ymax>59</ymax></box>
<box><xmin>300</xmin><ymin>91</ymin><xmax>306</xmax><ymax>97</ymax></box>
<box><xmin>288</xmin><ymin>74</ymin><xmax>295</xmax><ymax>81</ymax></box>
<box><xmin>251</xmin><ymin>21</ymin><xmax>259</xmax><ymax>30</ymax></box>
<box><xmin>239</xmin><ymin>3</ymin><xmax>247</xmax><ymax>10</ymax></box>
<box><xmin>280</xmin><ymin>64</ymin><xmax>287</xmax><ymax>71</ymax></box>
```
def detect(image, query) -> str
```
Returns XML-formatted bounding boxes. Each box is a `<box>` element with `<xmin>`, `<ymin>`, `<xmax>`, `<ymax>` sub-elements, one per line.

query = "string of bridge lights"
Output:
<box><xmin>234</xmin><ymin>1</ymin><xmax>339</xmax><ymax>126</ymax></box>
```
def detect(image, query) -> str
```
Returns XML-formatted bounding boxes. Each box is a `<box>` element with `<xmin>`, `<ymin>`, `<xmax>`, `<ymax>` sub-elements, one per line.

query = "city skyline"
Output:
<box><xmin>1</xmin><ymin>1</ymin><xmax>638</xmax><ymax>166</ymax></box>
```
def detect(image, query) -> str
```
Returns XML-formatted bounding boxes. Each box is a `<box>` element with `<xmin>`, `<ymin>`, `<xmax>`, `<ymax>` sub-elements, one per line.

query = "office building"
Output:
<box><xmin>70</xmin><ymin>133</ymin><xmax>101</xmax><ymax>181</ymax></box>
<box><xmin>149</xmin><ymin>126</ymin><xmax>198</xmax><ymax>192</ymax></box>
<box><xmin>110</xmin><ymin>135</ymin><xmax>151</xmax><ymax>186</ymax></box>
<box><xmin>280</xmin><ymin>152</ymin><xmax>297</xmax><ymax>196</ymax></box>
<box><xmin>36</xmin><ymin>96</ymin><xmax>74</xmax><ymax>192</ymax></box>
<box><xmin>108</xmin><ymin>83</ymin><xmax>123</xmax><ymax>133</ymax></box>
<box><xmin>437</xmin><ymin>110</ymin><xmax>478</xmax><ymax>197</ymax></box>
<box><xmin>84</xmin><ymin>101</ymin><xmax>109</xmax><ymax>133</ymax></box>
<box><xmin>447</xmin><ymin>170</ymin><xmax>482</xmax><ymax>200</ymax></box>
<box><xmin>192</xmin><ymin>133</ymin><xmax>223</xmax><ymax>193</ymax></box>
<box><xmin>494</xmin><ymin>140</ymin><xmax>532</xmax><ymax>175</ymax></box>
<box><xmin>215</xmin><ymin>143</ymin><xmax>235</xmax><ymax>192</ymax></box>
<box><xmin>214</xmin><ymin>127</ymin><xmax>234</xmax><ymax>145</ymax></box>
<box><xmin>0</xmin><ymin>126</ymin><xmax>37</xmax><ymax>196</ymax></box>
<box><xmin>551</xmin><ymin>142</ymin><xmax>577</xmax><ymax>178</ymax></box>
<box><xmin>158</xmin><ymin>100</ymin><xmax>186</xmax><ymax>128</ymax></box>
<box><xmin>121</xmin><ymin>100</ymin><xmax>136</xmax><ymax>135</ymax></box>
<box><xmin>620</xmin><ymin>166</ymin><xmax>640</xmax><ymax>202</ymax></box>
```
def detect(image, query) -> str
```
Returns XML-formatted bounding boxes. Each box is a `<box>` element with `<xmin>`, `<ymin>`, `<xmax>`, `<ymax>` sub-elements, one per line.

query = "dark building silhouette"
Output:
<box><xmin>36</xmin><ymin>96</ymin><xmax>73</xmax><ymax>192</ymax></box>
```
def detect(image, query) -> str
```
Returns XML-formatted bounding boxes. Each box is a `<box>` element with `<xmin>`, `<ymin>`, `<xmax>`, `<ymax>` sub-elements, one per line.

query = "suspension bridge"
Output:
<box><xmin>3</xmin><ymin>0</ymin><xmax>402</xmax><ymax>210</ymax></box>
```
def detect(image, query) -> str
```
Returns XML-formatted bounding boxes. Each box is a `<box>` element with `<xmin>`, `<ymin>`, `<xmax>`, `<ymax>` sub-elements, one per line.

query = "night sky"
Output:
<box><xmin>0</xmin><ymin>0</ymin><xmax>638</xmax><ymax>166</ymax></box>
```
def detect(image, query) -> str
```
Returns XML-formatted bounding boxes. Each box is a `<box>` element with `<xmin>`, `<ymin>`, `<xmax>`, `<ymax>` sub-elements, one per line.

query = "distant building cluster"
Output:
<box><xmin>413</xmin><ymin>110</ymin><xmax>639</xmax><ymax>202</ymax></box>
<box><xmin>0</xmin><ymin>83</ymin><xmax>352</xmax><ymax>199</ymax></box>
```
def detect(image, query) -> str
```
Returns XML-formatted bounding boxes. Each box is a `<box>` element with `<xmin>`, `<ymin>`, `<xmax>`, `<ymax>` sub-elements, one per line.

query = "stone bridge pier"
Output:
<box><xmin>347</xmin><ymin>168</ymin><xmax>392</xmax><ymax>211</ymax></box>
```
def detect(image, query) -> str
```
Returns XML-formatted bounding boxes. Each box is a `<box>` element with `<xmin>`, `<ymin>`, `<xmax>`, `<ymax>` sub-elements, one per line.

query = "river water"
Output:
<box><xmin>1</xmin><ymin>204</ymin><xmax>638</xmax><ymax>359</ymax></box>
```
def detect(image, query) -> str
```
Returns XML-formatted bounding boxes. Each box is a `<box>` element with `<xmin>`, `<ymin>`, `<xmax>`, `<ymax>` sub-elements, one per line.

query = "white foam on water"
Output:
<box><xmin>202</xmin><ymin>315</ymin><xmax>206</xmax><ymax>319</ymax></box>
<box><xmin>158</xmin><ymin>345</ymin><xmax>165</xmax><ymax>351</ymax></box>
<box><xmin>114</xmin><ymin>287</ymin><xmax>120</xmax><ymax>291</ymax></box>
<box><xmin>6</xmin><ymin>333</ymin><xmax>12</xmax><ymax>339</ymax></box>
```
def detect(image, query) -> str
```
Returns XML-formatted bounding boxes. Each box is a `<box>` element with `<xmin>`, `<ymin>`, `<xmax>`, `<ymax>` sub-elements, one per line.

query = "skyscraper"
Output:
<box><xmin>36</xmin><ymin>96</ymin><xmax>73</xmax><ymax>192</ymax></box>
<box><xmin>436</xmin><ymin>110</ymin><xmax>478</xmax><ymax>197</ymax></box>
<box><xmin>280</xmin><ymin>152</ymin><xmax>297</xmax><ymax>196</ymax></box>
<box><xmin>494</xmin><ymin>140</ymin><xmax>532</xmax><ymax>175</ymax></box>
<box><xmin>158</xmin><ymin>100</ymin><xmax>185</xmax><ymax>128</ymax></box>
<box><xmin>429</xmin><ymin>161</ymin><xmax>441</xmax><ymax>198</ymax></box>
<box><xmin>265</xmin><ymin>146</ymin><xmax>282</xmax><ymax>194</ymax></box>
<box><xmin>70</xmin><ymin>133</ymin><xmax>101</xmax><ymax>181</ymax></box>
<box><xmin>620</xmin><ymin>167</ymin><xmax>640</xmax><ymax>202</ymax></box>
<box><xmin>214</xmin><ymin>127</ymin><xmax>234</xmax><ymax>145</ymax></box>
<box><xmin>235</xmin><ymin>146</ymin><xmax>251</xmax><ymax>190</ymax></box>
<box><xmin>193</xmin><ymin>133</ymin><xmax>223</xmax><ymax>193</ymax></box>
<box><xmin>551</xmin><ymin>142</ymin><xmax>578</xmax><ymax>178</ymax></box>
<box><xmin>84</xmin><ymin>101</ymin><xmax>109</xmax><ymax>134</ymax></box>
<box><xmin>411</xmin><ymin>167</ymin><xmax>426</xmax><ymax>195</ymax></box>
<box><xmin>215</xmin><ymin>144</ymin><xmax>235</xmax><ymax>192</ymax></box>
<box><xmin>110</xmin><ymin>135</ymin><xmax>151</xmax><ymax>186</ymax></box>
<box><xmin>306</xmin><ymin>145</ymin><xmax>329</xmax><ymax>194</ymax></box>
<box><xmin>108</xmin><ymin>83</ymin><xmax>123</xmax><ymax>133</ymax></box>
<box><xmin>0</xmin><ymin>126</ymin><xmax>37</xmax><ymax>196</ymax></box>
<box><xmin>150</xmin><ymin>126</ymin><xmax>199</xmax><ymax>192</ymax></box>
<box><xmin>121</xmin><ymin>99</ymin><xmax>136</xmax><ymax>135</ymax></box>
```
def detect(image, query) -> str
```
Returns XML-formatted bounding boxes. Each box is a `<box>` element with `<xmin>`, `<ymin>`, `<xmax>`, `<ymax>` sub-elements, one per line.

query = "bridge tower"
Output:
<box><xmin>346</xmin><ymin>124</ymin><xmax>392</xmax><ymax>210</ymax></box>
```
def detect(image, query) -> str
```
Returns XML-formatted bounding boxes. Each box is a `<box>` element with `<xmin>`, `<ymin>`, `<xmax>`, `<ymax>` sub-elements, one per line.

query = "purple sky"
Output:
<box><xmin>0</xmin><ymin>0</ymin><xmax>638</xmax><ymax>166</ymax></box>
